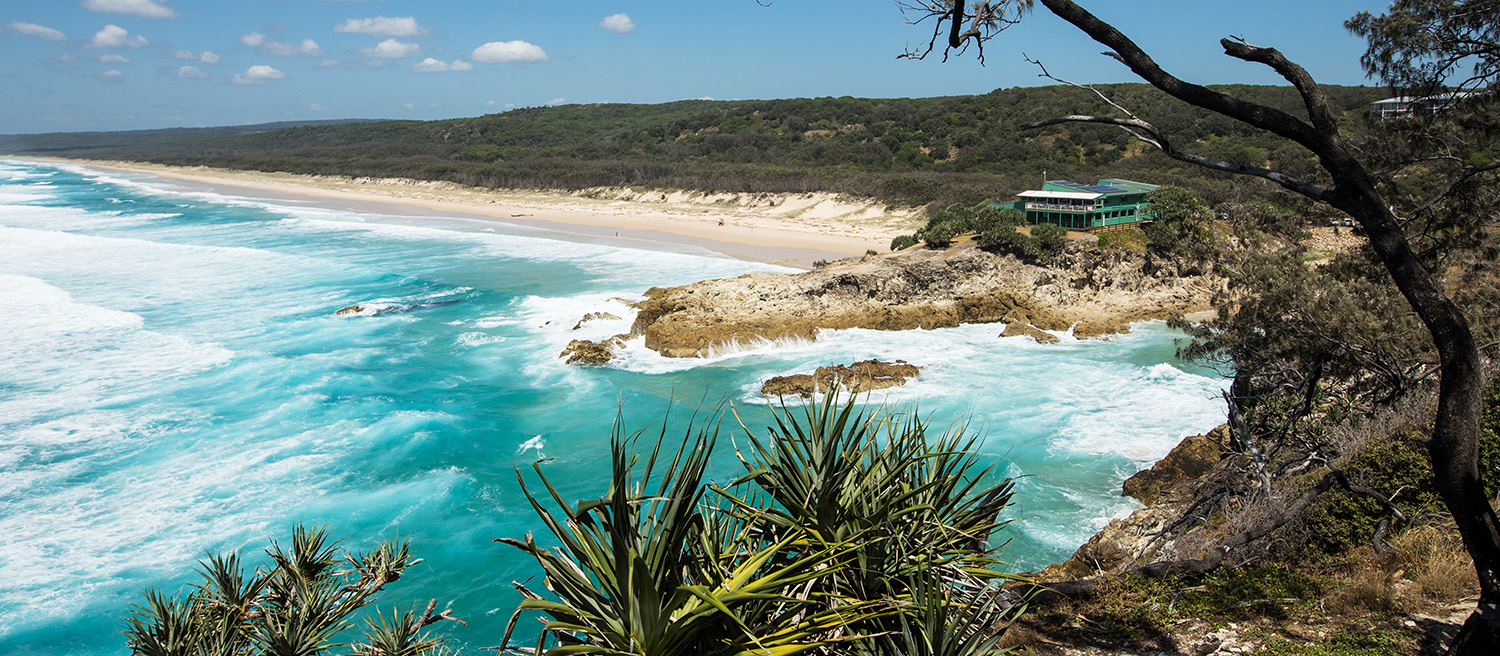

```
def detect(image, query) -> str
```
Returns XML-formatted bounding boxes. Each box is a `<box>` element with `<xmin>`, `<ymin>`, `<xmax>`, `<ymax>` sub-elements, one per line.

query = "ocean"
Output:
<box><xmin>0</xmin><ymin>159</ymin><xmax>1228</xmax><ymax>654</ymax></box>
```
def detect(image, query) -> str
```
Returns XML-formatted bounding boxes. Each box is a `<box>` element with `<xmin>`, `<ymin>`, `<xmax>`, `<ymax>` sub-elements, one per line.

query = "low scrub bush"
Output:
<box><xmin>1030</xmin><ymin>223</ymin><xmax>1068</xmax><ymax>253</ymax></box>
<box><xmin>977</xmin><ymin>226</ymin><xmax>1033</xmax><ymax>255</ymax></box>
<box><xmin>923</xmin><ymin>219</ymin><xmax>964</xmax><ymax>248</ymax></box>
<box><xmin>1389</xmin><ymin>524</ymin><xmax>1476</xmax><ymax>600</ymax></box>
<box><xmin>891</xmin><ymin>234</ymin><xmax>919</xmax><ymax>251</ymax></box>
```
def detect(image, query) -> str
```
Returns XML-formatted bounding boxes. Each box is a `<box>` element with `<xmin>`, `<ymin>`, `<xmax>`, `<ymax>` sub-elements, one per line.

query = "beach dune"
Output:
<box><xmin>30</xmin><ymin>159</ymin><xmax>919</xmax><ymax>268</ymax></box>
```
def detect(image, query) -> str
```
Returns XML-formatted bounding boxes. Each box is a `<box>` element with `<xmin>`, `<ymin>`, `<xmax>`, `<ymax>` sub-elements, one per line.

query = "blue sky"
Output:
<box><xmin>0</xmin><ymin>0</ymin><xmax>1392</xmax><ymax>134</ymax></box>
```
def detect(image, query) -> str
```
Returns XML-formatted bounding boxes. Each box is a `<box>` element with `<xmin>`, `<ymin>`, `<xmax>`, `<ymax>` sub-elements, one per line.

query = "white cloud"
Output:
<box><xmin>411</xmin><ymin>57</ymin><xmax>472</xmax><ymax>73</ymax></box>
<box><xmin>231</xmin><ymin>64</ymin><xmax>285</xmax><ymax>84</ymax></box>
<box><xmin>547</xmin><ymin>97</ymin><xmax>565</xmax><ymax>106</ymax></box>
<box><xmin>168</xmin><ymin>64</ymin><xmax>207</xmax><ymax>78</ymax></box>
<box><xmin>99</xmin><ymin>53</ymin><xmax>131</xmax><ymax>63</ymax></box>
<box><xmin>242</xmin><ymin>32</ymin><xmax>322</xmax><ymax>56</ymax></box>
<box><xmin>80</xmin><ymin>0</ymin><xmax>178</xmax><ymax>19</ymax></box>
<box><xmin>318</xmin><ymin>59</ymin><xmax>341</xmax><ymax>68</ymax></box>
<box><xmin>173</xmin><ymin>50</ymin><xmax>219</xmax><ymax>64</ymax></box>
<box><xmin>471</xmin><ymin>40</ymin><xmax>548</xmax><ymax>63</ymax></box>
<box><xmin>358</xmin><ymin>38</ymin><xmax>419</xmax><ymax>59</ymax></box>
<box><xmin>599</xmin><ymin>13</ymin><xmax>636</xmax><ymax>34</ymax></box>
<box><xmin>5</xmin><ymin>21</ymin><xmax>67</xmax><ymax>41</ymax></box>
<box><xmin>99</xmin><ymin>68</ymin><xmax>123</xmax><ymax>79</ymax></box>
<box><xmin>310</xmin><ymin>102</ymin><xmax>326</xmax><ymax>111</ymax></box>
<box><xmin>57</xmin><ymin>53</ymin><xmax>78</xmax><ymax>62</ymax></box>
<box><xmin>334</xmin><ymin>16</ymin><xmax>425</xmax><ymax>38</ymax></box>
<box><xmin>90</xmin><ymin>24</ymin><xmax>148</xmax><ymax>48</ymax></box>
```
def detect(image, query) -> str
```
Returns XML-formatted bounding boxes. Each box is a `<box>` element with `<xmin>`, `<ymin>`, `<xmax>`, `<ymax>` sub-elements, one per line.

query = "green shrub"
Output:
<box><xmin>890</xmin><ymin>234</ymin><xmax>919</xmax><ymax>251</ymax></box>
<box><xmin>1142</xmin><ymin>186</ymin><xmax>1211</xmax><ymax>254</ymax></box>
<box><xmin>1030</xmin><ymin>222</ymin><xmax>1068</xmax><ymax>253</ymax></box>
<box><xmin>1302</xmin><ymin>429</ymin><xmax>1443</xmax><ymax>556</ymax></box>
<box><xmin>919</xmin><ymin>208</ymin><xmax>963</xmax><ymax>239</ymax></box>
<box><xmin>968</xmin><ymin>205</ymin><xmax>1023</xmax><ymax>234</ymax></box>
<box><xmin>977</xmin><ymin>226</ymin><xmax>1045</xmax><ymax>259</ymax></box>
<box><xmin>922</xmin><ymin>219</ymin><xmax>963</xmax><ymax>248</ymax></box>
<box><xmin>1300</xmin><ymin>387</ymin><xmax>1500</xmax><ymax>558</ymax></box>
<box><xmin>941</xmin><ymin>202</ymin><xmax>977</xmax><ymax>226</ymax></box>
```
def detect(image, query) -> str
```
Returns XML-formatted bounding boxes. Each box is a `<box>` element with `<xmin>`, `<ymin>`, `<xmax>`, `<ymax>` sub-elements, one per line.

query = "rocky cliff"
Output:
<box><xmin>630</xmin><ymin>239</ymin><xmax>1219</xmax><ymax>357</ymax></box>
<box><xmin>1042</xmin><ymin>424</ymin><xmax>1235</xmax><ymax>581</ymax></box>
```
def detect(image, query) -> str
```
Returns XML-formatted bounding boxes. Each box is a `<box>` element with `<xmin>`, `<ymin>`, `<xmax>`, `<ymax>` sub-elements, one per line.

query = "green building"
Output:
<box><xmin>1007</xmin><ymin>179</ymin><xmax>1159</xmax><ymax>230</ymax></box>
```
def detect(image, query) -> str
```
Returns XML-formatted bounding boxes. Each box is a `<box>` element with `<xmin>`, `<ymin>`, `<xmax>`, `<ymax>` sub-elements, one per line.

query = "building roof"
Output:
<box><xmin>1018</xmin><ymin>190</ymin><xmax>1102</xmax><ymax>200</ymax></box>
<box><xmin>1028</xmin><ymin>179</ymin><xmax>1159</xmax><ymax>198</ymax></box>
<box><xmin>1095</xmin><ymin>179</ymin><xmax>1158</xmax><ymax>194</ymax></box>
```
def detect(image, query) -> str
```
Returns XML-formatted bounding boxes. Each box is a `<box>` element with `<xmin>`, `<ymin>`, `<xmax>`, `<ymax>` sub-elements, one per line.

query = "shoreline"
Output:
<box><xmin>13</xmin><ymin>157</ymin><xmax>914</xmax><ymax>269</ymax></box>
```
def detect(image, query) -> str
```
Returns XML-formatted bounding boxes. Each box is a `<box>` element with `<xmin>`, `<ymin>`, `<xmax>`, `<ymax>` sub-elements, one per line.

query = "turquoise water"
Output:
<box><xmin>0</xmin><ymin>159</ymin><xmax>1228</xmax><ymax>655</ymax></box>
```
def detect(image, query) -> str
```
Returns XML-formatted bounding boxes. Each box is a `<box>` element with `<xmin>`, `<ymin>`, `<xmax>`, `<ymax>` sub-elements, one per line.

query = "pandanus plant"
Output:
<box><xmin>123</xmin><ymin>524</ymin><xmax>461</xmax><ymax>656</ymax></box>
<box><xmin>501</xmin><ymin>396</ymin><xmax>1027</xmax><ymax>656</ymax></box>
<box><xmin>499</xmin><ymin>416</ymin><xmax>887</xmax><ymax>656</ymax></box>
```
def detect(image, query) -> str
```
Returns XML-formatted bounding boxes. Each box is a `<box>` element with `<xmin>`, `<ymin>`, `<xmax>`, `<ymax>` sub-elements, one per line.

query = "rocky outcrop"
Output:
<box><xmin>1041</xmin><ymin>425</ymin><xmax>1233</xmax><ymax>581</ymax></box>
<box><xmin>335</xmin><ymin>305</ymin><xmax>365</xmax><ymax>316</ymax></box>
<box><xmin>761</xmin><ymin>374</ymin><xmax>818</xmax><ymax>397</ymax></box>
<box><xmin>1121</xmin><ymin>425</ymin><xmax>1231</xmax><ymax>507</ymax></box>
<box><xmin>760</xmin><ymin>359</ymin><xmax>922</xmax><ymax>397</ymax></box>
<box><xmin>572</xmin><ymin>312</ymin><xmax>620</xmax><ymax>330</ymax></box>
<box><xmin>559</xmin><ymin>335</ymin><xmax>627</xmax><ymax>365</ymax></box>
<box><xmin>1000</xmin><ymin>322</ymin><xmax>1060</xmax><ymax>344</ymax></box>
<box><xmin>631</xmin><ymin>242</ymin><xmax>1217</xmax><ymax>357</ymax></box>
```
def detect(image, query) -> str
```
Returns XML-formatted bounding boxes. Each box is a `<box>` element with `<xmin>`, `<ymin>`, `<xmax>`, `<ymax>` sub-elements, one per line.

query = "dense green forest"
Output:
<box><xmin>0</xmin><ymin>84</ymin><xmax>1386</xmax><ymax>209</ymax></box>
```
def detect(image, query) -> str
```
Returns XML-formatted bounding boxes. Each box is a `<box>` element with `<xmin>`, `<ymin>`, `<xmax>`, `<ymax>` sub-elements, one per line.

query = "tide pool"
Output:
<box><xmin>0</xmin><ymin>160</ymin><xmax>1228</xmax><ymax>655</ymax></box>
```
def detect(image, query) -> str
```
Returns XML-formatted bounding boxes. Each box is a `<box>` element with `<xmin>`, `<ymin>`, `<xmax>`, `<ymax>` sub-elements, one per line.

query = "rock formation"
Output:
<box><xmin>631</xmin><ymin>242</ymin><xmax>1217</xmax><ymax>357</ymax></box>
<box><xmin>1121</xmin><ymin>427</ymin><xmax>1230</xmax><ymax>507</ymax></box>
<box><xmin>1041</xmin><ymin>425</ymin><xmax>1233</xmax><ymax>580</ymax></box>
<box><xmin>335</xmin><ymin>305</ymin><xmax>364</xmax><ymax>316</ymax></box>
<box><xmin>572</xmin><ymin>312</ymin><xmax>620</xmax><ymax>330</ymax></box>
<box><xmin>760</xmin><ymin>359</ymin><xmax>921</xmax><ymax>397</ymax></box>
<box><xmin>559</xmin><ymin>335</ymin><xmax>627</xmax><ymax>365</ymax></box>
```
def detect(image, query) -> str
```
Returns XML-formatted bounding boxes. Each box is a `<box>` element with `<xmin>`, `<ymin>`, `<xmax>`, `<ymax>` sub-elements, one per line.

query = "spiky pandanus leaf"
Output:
<box><xmin>123</xmin><ymin>589</ymin><xmax>204</xmax><ymax>656</ymax></box>
<box><xmin>723</xmin><ymin>395</ymin><xmax>1020</xmax><ymax>597</ymax></box>
<box><xmin>500</xmin><ymin>414</ymin><xmax>887</xmax><ymax>656</ymax></box>
<box><xmin>124</xmin><ymin>527</ymin><xmax>448</xmax><ymax>656</ymax></box>
<box><xmin>350</xmin><ymin>607</ymin><xmax>451</xmax><ymax>656</ymax></box>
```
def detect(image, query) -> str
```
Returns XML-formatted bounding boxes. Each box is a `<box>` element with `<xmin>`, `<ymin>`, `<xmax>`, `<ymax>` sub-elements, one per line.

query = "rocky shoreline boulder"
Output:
<box><xmin>630</xmin><ymin>242</ymin><xmax>1217</xmax><ymax>357</ymax></box>
<box><xmin>1040</xmin><ymin>424</ymin><xmax>1233</xmax><ymax>581</ymax></box>
<box><xmin>559</xmin><ymin>335</ymin><xmax>627</xmax><ymax>365</ymax></box>
<box><xmin>760</xmin><ymin>359</ymin><xmax>921</xmax><ymax>397</ymax></box>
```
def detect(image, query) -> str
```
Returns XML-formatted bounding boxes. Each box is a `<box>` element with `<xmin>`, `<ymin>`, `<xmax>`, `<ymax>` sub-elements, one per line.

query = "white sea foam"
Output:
<box><xmin>517</xmin><ymin>435</ymin><xmax>546</xmax><ymax>456</ymax></box>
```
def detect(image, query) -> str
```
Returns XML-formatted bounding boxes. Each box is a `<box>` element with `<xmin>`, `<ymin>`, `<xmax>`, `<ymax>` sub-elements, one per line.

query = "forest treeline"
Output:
<box><xmin>0</xmin><ymin>84</ymin><xmax>1386</xmax><ymax>209</ymax></box>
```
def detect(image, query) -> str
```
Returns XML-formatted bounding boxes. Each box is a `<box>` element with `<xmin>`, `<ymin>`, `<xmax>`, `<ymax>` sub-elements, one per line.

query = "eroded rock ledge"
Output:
<box><xmin>760</xmin><ymin>359</ymin><xmax>921</xmax><ymax>397</ymax></box>
<box><xmin>630</xmin><ymin>242</ymin><xmax>1218</xmax><ymax>358</ymax></box>
<box><xmin>1041</xmin><ymin>424</ymin><xmax>1233</xmax><ymax>581</ymax></box>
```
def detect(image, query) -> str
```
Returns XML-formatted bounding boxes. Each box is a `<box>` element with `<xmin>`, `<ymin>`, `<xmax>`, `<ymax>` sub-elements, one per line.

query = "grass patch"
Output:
<box><xmin>1097</xmin><ymin>227</ymin><xmax>1149</xmax><ymax>253</ymax></box>
<box><xmin>1256</xmin><ymin>626</ymin><xmax>1420</xmax><ymax>656</ymax></box>
<box><xmin>1070</xmin><ymin>568</ymin><xmax>1326</xmax><ymax>644</ymax></box>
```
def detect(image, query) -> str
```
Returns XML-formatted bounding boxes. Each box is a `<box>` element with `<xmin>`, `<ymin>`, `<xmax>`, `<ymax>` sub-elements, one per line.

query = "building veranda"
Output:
<box><xmin>1006</xmin><ymin>179</ymin><xmax>1158</xmax><ymax>231</ymax></box>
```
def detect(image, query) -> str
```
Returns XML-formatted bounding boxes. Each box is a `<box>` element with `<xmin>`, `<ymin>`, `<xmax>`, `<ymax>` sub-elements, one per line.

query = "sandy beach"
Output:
<box><xmin>20</xmin><ymin>158</ymin><xmax>920</xmax><ymax>268</ymax></box>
